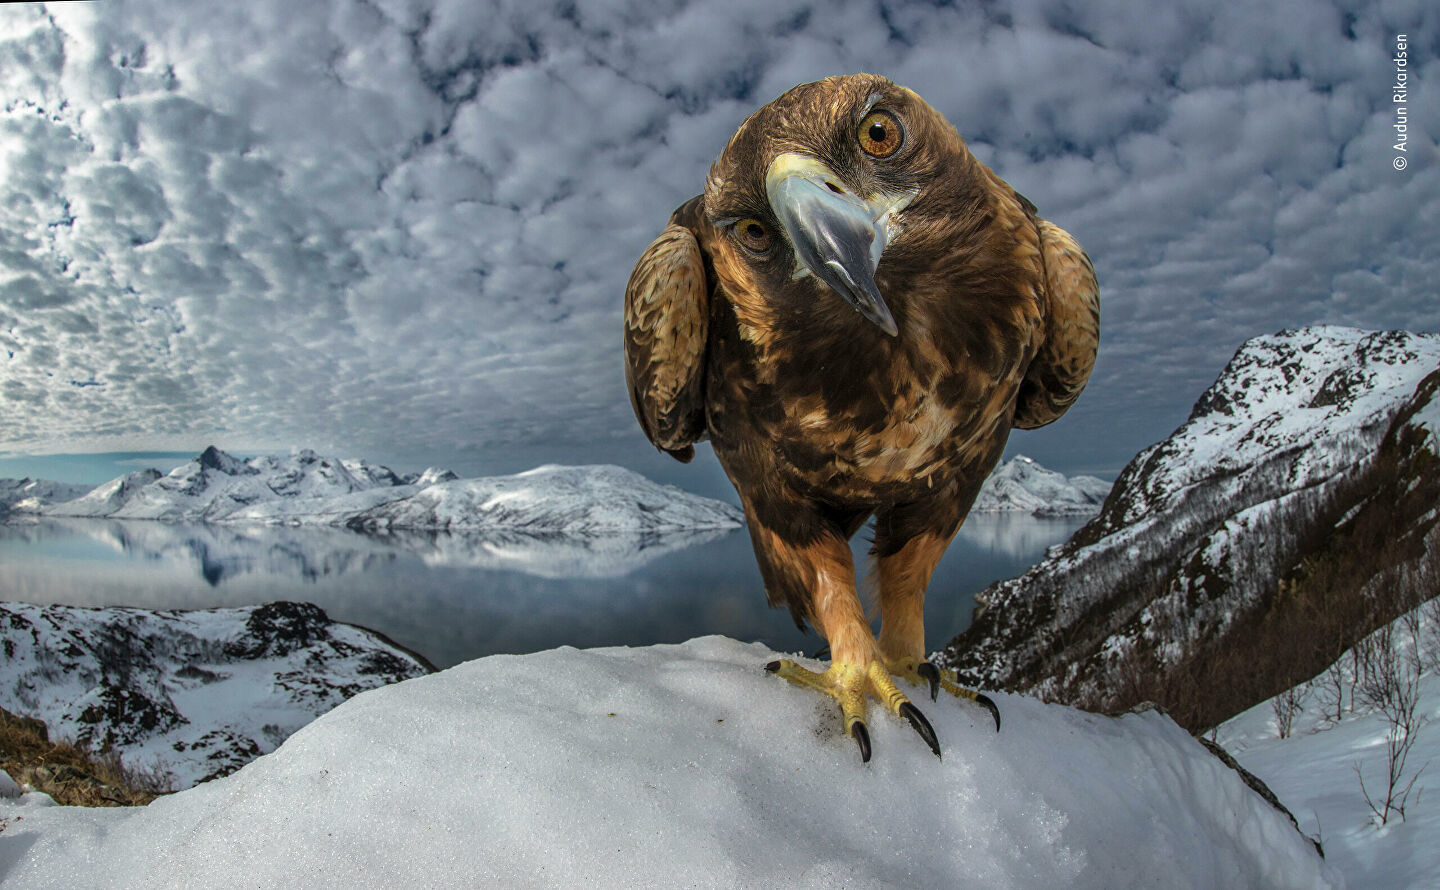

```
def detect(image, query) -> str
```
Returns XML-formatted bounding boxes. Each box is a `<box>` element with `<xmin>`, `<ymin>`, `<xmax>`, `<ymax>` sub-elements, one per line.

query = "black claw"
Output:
<box><xmin>850</xmin><ymin>720</ymin><xmax>872</xmax><ymax>763</ymax></box>
<box><xmin>899</xmin><ymin>702</ymin><xmax>941</xmax><ymax>759</ymax></box>
<box><xmin>975</xmin><ymin>692</ymin><xmax>1001</xmax><ymax>732</ymax></box>
<box><xmin>917</xmin><ymin>662</ymin><xmax>941</xmax><ymax>702</ymax></box>
<box><xmin>811</xmin><ymin>645</ymin><xmax>831</xmax><ymax>661</ymax></box>
<box><xmin>764</xmin><ymin>660</ymin><xmax>782</xmax><ymax>673</ymax></box>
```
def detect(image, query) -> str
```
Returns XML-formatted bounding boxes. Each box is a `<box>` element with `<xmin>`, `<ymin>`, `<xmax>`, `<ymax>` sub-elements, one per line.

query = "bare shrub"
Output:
<box><xmin>1423</xmin><ymin>585</ymin><xmax>1440</xmax><ymax>675</ymax></box>
<box><xmin>1314</xmin><ymin>659</ymin><xmax>1348</xmax><ymax>724</ymax></box>
<box><xmin>1353</xmin><ymin>614</ymin><xmax>1430</xmax><ymax>826</ymax></box>
<box><xmin>1271</xmin><ymin>681</ymin><xmax>1305</xmax><ymax>739</ymax></box>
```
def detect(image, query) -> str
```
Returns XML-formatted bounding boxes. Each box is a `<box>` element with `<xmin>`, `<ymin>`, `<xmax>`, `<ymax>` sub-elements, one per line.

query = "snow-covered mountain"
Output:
<box><xmin>0</xmin><ymin>637</ymin><xmax>1338</xmax><ymax>889</ymax></box>
<box><xmin>938</xmin><ymin>326</ymin><xmax>1440</xmax><ymax>730</ymax></box>
<box><xmin>40</xmin><ymin>447</ymin><xmax>743</xmax><ymax>532</ymax></box>
<box><xmin>43</xmin><ymin>468</ymin><xmax>164</xmax><ymax>518</ymax></box>
<box><xmin>345</xmin><ymin>464</ymin><xmax>742</xmax><ymax>533</ymax></box>
<box><xmin>0</xmin><ymin>601</ymin><xmax>429</xmax><ymax>790</ymax></box>
<box><xmin>47</xmin><ymin>447</ymin><xmax>418</xmax><ymax>523</ymax></box>
<box><xmin>0</xmin><ymin>478</ymin><xmax>93</xmax><ymax>515</ymax></box>
<box><xmin>971</xmin><ymin>455</ymin><xmax>1111</xmax><ymax>516</ymax></box>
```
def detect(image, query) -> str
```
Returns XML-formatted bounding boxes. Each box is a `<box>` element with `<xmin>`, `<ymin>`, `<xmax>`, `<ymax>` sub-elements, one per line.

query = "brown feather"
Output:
<box><xmin>623</xmin><ymin>213</ymin><xmax>711</xmax><ymax>461</ymax></box>
<box><xmin>1013</xmin><ymin>219</ymin><xmax>1101</xmax><ymax>429</ymax></box>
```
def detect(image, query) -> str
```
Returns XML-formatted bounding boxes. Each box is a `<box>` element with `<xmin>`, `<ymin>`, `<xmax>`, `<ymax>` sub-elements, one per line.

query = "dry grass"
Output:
<box><xmin>0</xmin><ymin>706</ymin><xmax>170</xmax><ymax>807</ymax></box>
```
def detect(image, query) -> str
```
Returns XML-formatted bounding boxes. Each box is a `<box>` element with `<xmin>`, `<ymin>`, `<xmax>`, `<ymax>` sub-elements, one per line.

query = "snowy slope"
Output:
<box><xmin>971</xmin><ymin>455</ymin><xmax>1111</xmax><ymax>516</ymax></box>
<box><xmin>40</xmin><ymin>447</ymin><xmax>743</xmax><ymax>532</ymax></box>
<box><xmin>0</xmin><ymin>637</ymin><xmax>1337</xmax><ymax>889</ymax></box>
<box><xmin>0</xmin><ymin>602</ymin><xmax>429</xmax><ymax>790</ymax></box>
<box><xmin>1216</xmin><ymin>602</ymin><xmax>1440</xmax><ymax>890</ymax></box>
<box><xmin>939</xmin><ymin>327</ymin><xmax>1440</xmax><ymax>717</ymax></box>
<box><xmin>346</xmin><ymin>464</ymin><xmax>742</xmax><ymax>533</ymax></box>
<box><xmin>42</xmin><ymin>469</ymin><xmax>163</xmax><ymax>517</ymax></box>
<box><xmin>0</xmin><ymin>478</ymin><xmax>93</xmax><ymax>514</ymax></box>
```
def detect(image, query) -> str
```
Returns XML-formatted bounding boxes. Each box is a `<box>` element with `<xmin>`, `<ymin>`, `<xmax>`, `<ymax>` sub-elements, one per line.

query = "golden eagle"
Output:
<box><xmin>624</xmin><ymin>74</ymin><xmax>1099</xmax><ymax>761</ymax></box>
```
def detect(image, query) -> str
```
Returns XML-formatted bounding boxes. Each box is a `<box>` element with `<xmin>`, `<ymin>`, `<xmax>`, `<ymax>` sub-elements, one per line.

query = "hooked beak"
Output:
<box><xmin>765</xmin><ymin>153</ymin><xmax>915</xmax><ymax>337</ymax></box>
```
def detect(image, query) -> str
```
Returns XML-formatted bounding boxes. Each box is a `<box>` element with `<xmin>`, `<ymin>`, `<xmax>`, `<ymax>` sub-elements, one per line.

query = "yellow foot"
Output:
<box><xmin>885</xmin><ymin>657</ymin><xmax>1002</xmax><ymax>733</ymax></box>
<box><xmin>765</xmin><ymin>658</ymin><xmax>940</xmax><ymax>762</ymax></box>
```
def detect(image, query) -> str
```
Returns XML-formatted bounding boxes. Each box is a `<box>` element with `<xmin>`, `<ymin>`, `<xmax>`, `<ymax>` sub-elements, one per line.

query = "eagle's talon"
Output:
<box><xmin>975</xmin><ymin>692</ymin><xmax>1001</xmax><ymax>733</ymax></box>
<box><xmin>850</xmin><ymin>719</ymin><xmax>871</xmax><ymax>763</ymax></box>
<box><xmin>888</xmin><ymin>659</ymin><xmax>1001</xmax><ymax>732</ymax></box>
<box><xmin>764</xmin><ymin>660</ymin><xmax>783</xmax><ymax>673</ymax></box>
<box><xmin>899</xmin><ymin>702</ymin><xmax>941</xmax><ymax>758</ymax></box>
<box><xmin>916</xmin><ymin>661</ymin><xmax>941</xmax><ymax>702</ymax></box>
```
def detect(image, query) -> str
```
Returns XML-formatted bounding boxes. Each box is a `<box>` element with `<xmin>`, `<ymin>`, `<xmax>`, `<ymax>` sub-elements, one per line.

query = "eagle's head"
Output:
<box><xmin>703</xmin><ymin>74</ymin><xmax>975</xmax><ymax>337</ymax></box>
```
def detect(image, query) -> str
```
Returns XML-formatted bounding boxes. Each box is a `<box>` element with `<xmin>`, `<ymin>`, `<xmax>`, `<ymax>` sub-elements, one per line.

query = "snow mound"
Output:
<box><xmin>0</xmin><ymin>638</ymin><xmax>1336</xmax><ymax>889</ymax></box>
<box><xmin>972</xmin><ymin>455</ymin><xmax>1111</xmax><ymax>516</ymax></box>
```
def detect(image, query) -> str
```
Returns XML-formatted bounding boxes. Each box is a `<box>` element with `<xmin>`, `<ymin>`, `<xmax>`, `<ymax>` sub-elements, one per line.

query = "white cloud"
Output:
<box><xmin>0</xmin><ymin>0</ymin><xmax>1434</xmax><ymax>480</ymax></box>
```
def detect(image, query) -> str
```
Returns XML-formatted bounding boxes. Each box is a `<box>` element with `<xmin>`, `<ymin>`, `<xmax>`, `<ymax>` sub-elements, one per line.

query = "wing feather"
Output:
<box><xmin>624</xmin><ymin>219</ymin><xmax>710</xmax><ymax>462</ymax></box>
<box><xmin>1013</xmin><ymin>220</ymin><xmax>1100</xmax><ymax>429</ymax></box>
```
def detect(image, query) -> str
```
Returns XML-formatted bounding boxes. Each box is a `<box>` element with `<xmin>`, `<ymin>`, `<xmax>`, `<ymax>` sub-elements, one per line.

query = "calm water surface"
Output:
<box><xmin>0</xmin><ymin>514</ymin><xmax>1082</xmax><ymax>669</ymax></box>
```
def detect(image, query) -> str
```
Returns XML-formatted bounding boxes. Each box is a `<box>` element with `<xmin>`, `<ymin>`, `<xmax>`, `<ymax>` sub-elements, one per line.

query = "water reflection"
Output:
<box><xmin>956</xmin><ymin>513</ymin><xmax>1089</xmax><ymax>561</ymax></box>
<box><xmin>0</xmin><ymin>514</ymin><xmax>1083</xmax><ymax>669</ymax></box>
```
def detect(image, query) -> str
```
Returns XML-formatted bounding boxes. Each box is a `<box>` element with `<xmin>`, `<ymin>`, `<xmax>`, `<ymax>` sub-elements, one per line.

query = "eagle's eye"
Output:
<box><xmin>734</xmin><ymin>218</ymin><xmax>773</xmax><ymax>254</ymax></box>
<box><xmin>858</xmin><ymin>110</ymin><xmax>903</xmax><ymax>158</ymax></box>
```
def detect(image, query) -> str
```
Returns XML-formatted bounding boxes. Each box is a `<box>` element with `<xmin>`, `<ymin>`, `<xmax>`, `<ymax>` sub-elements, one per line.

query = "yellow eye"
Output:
<box><xmin>734</xmin><ymin>218</ymin><xmax>772</xmax><ymax>253</ymax></box>
<box><xmin>858</xmin><ymin>110</ymin><xmax>903</xmax><ymax>158</ymax></box>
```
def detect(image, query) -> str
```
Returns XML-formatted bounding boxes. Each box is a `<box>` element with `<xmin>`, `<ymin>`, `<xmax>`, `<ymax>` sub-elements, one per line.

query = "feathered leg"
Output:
<box><xmin>875</xmin><ymin>530</ymin><xmax>1001</xmax><ymax>732</ymax></box>
<box><xmin>758</xmin><ymin>528</ymin><xmax>940</xmax><ymax>762</ymax></box>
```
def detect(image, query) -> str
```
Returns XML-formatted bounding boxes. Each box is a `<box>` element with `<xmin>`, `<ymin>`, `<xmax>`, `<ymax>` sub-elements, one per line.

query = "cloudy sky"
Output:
<box><xmin>0</xmin><ymin>0</ymin><xmax>1435</xmax><ymax>494</ymax></box>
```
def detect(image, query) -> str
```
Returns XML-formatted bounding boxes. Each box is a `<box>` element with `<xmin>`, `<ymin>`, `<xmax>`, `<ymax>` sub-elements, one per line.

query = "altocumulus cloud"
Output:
<box><xmin>0</xmin><ymin>0</ymin><xmax>1435</xmax><ymax>478</ymax></box>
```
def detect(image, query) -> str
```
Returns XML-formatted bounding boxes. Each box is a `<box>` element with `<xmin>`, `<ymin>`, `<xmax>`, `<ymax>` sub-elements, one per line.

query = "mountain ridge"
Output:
<box><xmin>938</xmin><ymin>326</ymin><xmax>1440</xmax><ymax>731</ymax></box>
<box><xmin>27</xmin><ymin>449</ymin><xmax>743</xmax><ymax>532</ymax></box>
<box><xmin>8</xmin><ymin>451</ymin><xmax>1109</xmax><ymax>526</ymax></box>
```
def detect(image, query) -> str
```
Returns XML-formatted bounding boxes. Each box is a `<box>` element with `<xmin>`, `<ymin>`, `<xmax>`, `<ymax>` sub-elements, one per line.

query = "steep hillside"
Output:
<box><xmin>0</xmin><ymin>601</ymin><xmax>430</xmax><ymax>789</ymax></box>
<box><xmin>938</xmin><ymin>327</ymin><xmax>1440</xmax><ymax>731</ymax></box>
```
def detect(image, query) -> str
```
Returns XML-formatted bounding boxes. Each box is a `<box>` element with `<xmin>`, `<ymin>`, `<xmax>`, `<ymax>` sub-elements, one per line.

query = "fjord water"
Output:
<box><xmin>0</xmin><ymin>514</ymin><xmax>1083</xmax><ymax>669</ymax></box>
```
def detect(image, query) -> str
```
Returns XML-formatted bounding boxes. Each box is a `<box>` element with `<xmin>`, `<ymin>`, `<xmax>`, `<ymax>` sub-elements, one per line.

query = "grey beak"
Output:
<box><xmin>765</xmin><ymin>153</ymin><xmax>912</xmax><ymax>337</ymax></box>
